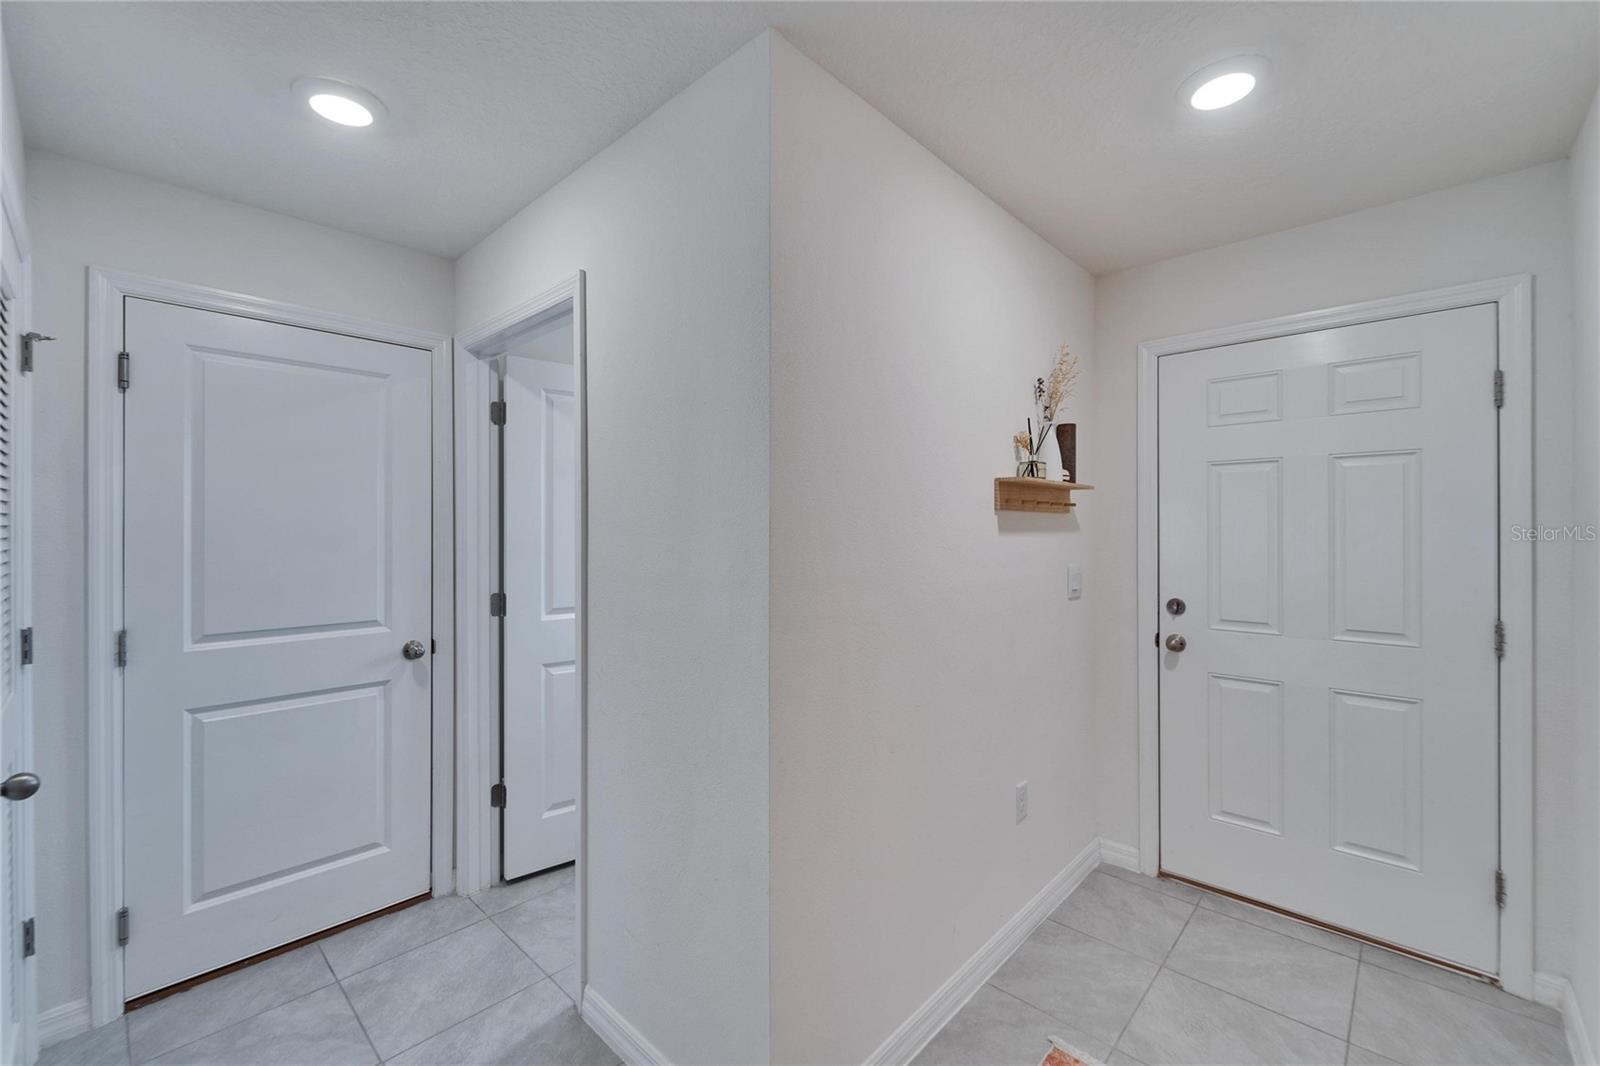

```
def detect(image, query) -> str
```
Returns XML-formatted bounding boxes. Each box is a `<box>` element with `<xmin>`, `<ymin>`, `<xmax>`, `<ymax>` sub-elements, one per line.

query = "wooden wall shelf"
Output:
<box><xmin>994</xmin><ymin>477</ymin><xmax>1094</xmax><ymax>513</ymax></box>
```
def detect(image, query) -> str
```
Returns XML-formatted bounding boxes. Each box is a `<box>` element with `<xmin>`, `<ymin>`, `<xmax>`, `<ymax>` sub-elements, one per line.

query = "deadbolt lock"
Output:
<box><xmin>1166</xmin><ymin>597</ymin><xmax>1186</xmax><ymax>616</ymax></box>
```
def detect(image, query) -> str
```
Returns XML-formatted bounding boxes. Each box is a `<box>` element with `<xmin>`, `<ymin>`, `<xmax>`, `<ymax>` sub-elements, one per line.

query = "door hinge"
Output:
<box><xmin>21</xmin><ymin>917</ymin><xmax>35</xmax><ymax>959</ymax></box>
<box><xmin>114</xmin><ymin>629</ymin><xmax>128</xmax><ymax>668</ymax></box>
<box><xmin>20</xmin><ymin>332</ymin><xmax>52</xmax><ymax>374</ymax></box>
<box><xmin>1494</xmin><ymin>618</ymin><xmax>1506</xmax><ymax>660</ymax></box>
<box><xmin>116</xmin><ymin>907</ymin><xmax>130</xmax><ymax>946</ymax></box>
<box><xmin>490</xmin><ymin>782</ymin><xmax>507</xmax><ymax>808</ymax></box>
<box><xmin>19</xmin><ymin>627</ymin><xmax>32</xmax><ymax>667</ymax></box>
<box><xmin>1495</xmin><ymin>869</ymin><xmax>1507</xmax><ymax>910</ymax></box>
<box><xmin>489</xmin><ymin>592</ymin><xmax>506</xmax><ymax>617</ymax></box>
<box><xmin>489</xmin><ymin>400</ymin><xmax>506</xmax><ymax>426</ymax></box>
<box><xmin>1493</xmin><ymin>369</ymin><xmax>1505</xmax><ymax>409</ymax></box>
<box><xmin>117</xmin><ymin>351</ymin><xmax>131</xmax><ymax>392</ymax></box>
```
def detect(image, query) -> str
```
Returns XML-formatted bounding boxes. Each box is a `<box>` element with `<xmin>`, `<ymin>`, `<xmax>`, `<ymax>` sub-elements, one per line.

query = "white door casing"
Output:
<box><xmin>121</xmin><ymin>298</ymin><xmax>434</xmax><ymax>996</ymax></box>
<box><xmin>1157</xmin><ymin>304</ymin><xmax>1500</xmax><ymax>972</ymax></box>
<box><xmin>500</xmin><ymin>356</ymin><xmax>578</xmax><ymax>879</ymax></box>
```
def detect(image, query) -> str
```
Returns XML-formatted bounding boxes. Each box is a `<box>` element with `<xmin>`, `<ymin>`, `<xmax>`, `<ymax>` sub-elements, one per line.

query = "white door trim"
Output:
<box><xmin>453</xmin><ymin>272</ymin><xmax>587</xmax><ymax>996</ymax></box>
<box><xmin>85</xmin><ymin>267</ymin><xmax>453</xmax><ymax>1026</ymax></box>
<box><xmin>1135</xmin><ymin>274</ymin><xmax>1534</xmax><ymax>997</ymax></box>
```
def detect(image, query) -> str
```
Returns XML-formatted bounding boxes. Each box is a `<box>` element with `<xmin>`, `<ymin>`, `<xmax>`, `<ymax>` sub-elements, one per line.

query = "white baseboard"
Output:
<box><xmin>38</xmin><ymin>998</ymin><xmax>91</xmax><ymax>1048</ymax></box>
<box><xmin>863</xmin><ymin>835</ymin><xmax>1105</xmax><ymax>1066</ymax></box>
<box><xmin>1534</xmin><ymin>972</ymin><xmax>1595</xmax><ymax>1066</ymax></box>
<box><xmin>583</xmin><ymin>986</ymin><xmax>673</xmax><ymax>1066</ymax></box>
<box><xmin>1097</xmin><ymin>838</ymin><xmax>1140</xmax><ymax>873</ymax></box>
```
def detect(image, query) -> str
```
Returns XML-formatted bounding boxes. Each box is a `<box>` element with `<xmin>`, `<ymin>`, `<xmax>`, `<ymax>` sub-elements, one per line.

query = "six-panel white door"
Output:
<box><xmin>501</xmin><ymin>356</ymin><xmax>578</xmax><ymax>880</ymax></box>
<box><xmin>1158</xmin><ymin>305</ymin><xmax>1500</xmax><ymax>972</ymax></box>
<box><xmin>122</xmin><ymin>298</ymin><xmax>434</xmax><ymax>996</ymax></box>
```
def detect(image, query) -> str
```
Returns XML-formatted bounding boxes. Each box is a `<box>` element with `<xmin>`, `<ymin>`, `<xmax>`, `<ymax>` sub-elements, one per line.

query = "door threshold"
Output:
<box><xmin>1160</xmin><ymin>871</ymin><xmax>1498</xmax><ymax>986</ymax></box>
<box><xmin>125</xmin><ymin>891</ymin><xmax>432</xmax><ymax>1011</ymax></box>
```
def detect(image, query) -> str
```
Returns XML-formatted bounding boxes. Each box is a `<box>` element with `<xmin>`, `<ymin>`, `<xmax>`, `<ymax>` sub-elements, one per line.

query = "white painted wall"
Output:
<box><xmin>768</xmin><ymin>37</ymin><xmax>1099</xmax><ymax>1065</ymax></box>
<box><xmin>1569</xmin><ymin>84</ymin><xmax>1600</xmax><ymax>1061</ymax></box>
<box><xmin>25</xmin><ymin>150</ymin><xmax>453</xmax><ymax>1019</ymax></box>
<box><xmin>453</xmin><ymin>36</ymin><xmax>773</xmax><ymax>1065</ymax></box>
<box><xmin>1091</xmin><ymin>161</ymin><xmax>1578</xmax><ymax>980</ymax></box>
<box><xmin>1</xmin><ymin>25</ymin><xmax>23</xmax><ymax>212</ymax></box>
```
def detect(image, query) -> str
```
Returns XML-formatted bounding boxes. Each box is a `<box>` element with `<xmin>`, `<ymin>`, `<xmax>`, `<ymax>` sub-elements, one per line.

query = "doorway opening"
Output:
<box><xmin>454</xmin><ymin>272</ymin><xmax>587</xmax><ymax>999</ymax></box>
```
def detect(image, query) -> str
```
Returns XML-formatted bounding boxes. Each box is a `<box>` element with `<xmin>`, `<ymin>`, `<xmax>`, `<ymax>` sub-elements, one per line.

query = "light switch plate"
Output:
<box><xmin>1067</xmin><ymin>563</ymin><xmax>1083</xmax><ymax>600</ymax></box>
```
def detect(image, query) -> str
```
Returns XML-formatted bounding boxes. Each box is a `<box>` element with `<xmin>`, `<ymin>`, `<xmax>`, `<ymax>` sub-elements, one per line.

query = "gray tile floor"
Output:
<box><xmin>916</xmin><ymin>866</ymin><xmax>1573</xmax><ymax>1066</ymax></box>
<box><xmin>39</xmin><ymin>864</ymin><xmax>615</xmax><ymax>1066</ymax></box>
<box><xmin>39</xmin><ymin>861</ymin><xmax>1575</xmax><ymax>1066</ymax></box>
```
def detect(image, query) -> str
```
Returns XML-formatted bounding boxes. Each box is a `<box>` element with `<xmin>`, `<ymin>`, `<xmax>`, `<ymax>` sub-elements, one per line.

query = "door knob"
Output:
<box><xmin>1164</xmin><ymin>634</ymin><xmax>1187</xmax><ymax>653</ymax></box>
<box><xmin>402</xmin><ymin>640</ymin><xmax>427</xmax><ymax>661</ymax></box>
<box><xmin>1</xmin><ymin>772</ymin><xmax>40</xmax><ymax>801</ymax></box>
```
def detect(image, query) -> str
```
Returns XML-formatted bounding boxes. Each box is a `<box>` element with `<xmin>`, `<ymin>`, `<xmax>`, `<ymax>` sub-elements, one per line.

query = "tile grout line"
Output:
<box><xmin>330</xmin><ymin>905</ymin><xmax>490</xmax><ymax>982</ymax></box>
<box><xmin>1110</xmin><ymin>896</ymin><xmax>1200</xmax><ymax>1054</ymax></box>
<box><xmin>1145</xmin><ymin>898</ymin><xmax>1367</xmax><ymax>1042</ymax></box>
<box><xmin>375</xmin><ymin>973</ymin><xmax>554</xmax><ymax>1063</ymax></box>
<box><xmin>329</xmin><ymin>943</ymin><xmax>385</xmax><ymax>1066</ymax></box>
<box><xmin>129</xmin><ymin>976</ymin><xmax>339</xmax><ymax>1064</ymax></box>
<box><xmin>1358</xmin><ymin>945</ymin><xmax>1564</xmax><ymax>1030</ymax></box>
<box><xmin>482</xmin><ymin>903</ymin><xmax>558</xmax><ymax>979</ymax></box>
<box><xmin>980</xmin><ymin>981</ymin><xmax>1110</xmax><ymax>1055</ymax></box>
<box><xmin>1143</xmin><ymin>955</ymin><xmax>1362</xmax><ymax>1045</ymax></box>
<box><xmin>1346</xmin><ymin>952</ymin><xmax>1362</xmax><ymax>1047</ymax></box>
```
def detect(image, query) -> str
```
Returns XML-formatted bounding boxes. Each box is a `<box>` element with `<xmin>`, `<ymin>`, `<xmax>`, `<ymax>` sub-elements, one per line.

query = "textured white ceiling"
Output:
<box><xmin>4</xmin><ymin>2</ymin><xmax>1595</xmax><ymax>273</ymax></box>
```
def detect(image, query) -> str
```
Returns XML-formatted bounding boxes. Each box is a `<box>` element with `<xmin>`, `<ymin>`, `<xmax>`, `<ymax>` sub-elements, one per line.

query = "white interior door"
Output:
<box><xmin>0</xmin><ymin>278</ymin><xmax>37</xmax><ymax>1064</ymax></box>
<box><xmin>122</xmin><ymin>298</ymin><xmax>434</xmax><ymax>997</ymax></box>
<box><xmin>1158</xmin><ymin>304</ymin><xmax>1500</xmax><ymax>972</ymax></box>
<box><xmin>500</xmin><ymin>354</ymin><xmax>577</xmax><ymax>880</ymax></box>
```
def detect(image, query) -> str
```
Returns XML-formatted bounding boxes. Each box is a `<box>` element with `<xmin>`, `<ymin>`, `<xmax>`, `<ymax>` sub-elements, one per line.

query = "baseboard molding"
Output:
<box><xmin>1097</xmin><ymin>838</ymin><xmax>1140</xmax><ymax>873</ymax></box>
<box><xmin>583</xmin><ymin>986</ymin><xmax>673</xmax><ymax>1066</ymax></box>
<box><xmin>863</xmin><ymin>835</ymin><xmax>1105</xmax><ymax>1066</ymax></box>
<box><xmin>1534</xmin><ymin>972</ymin><xmax>1595</xmax><ymax>1066</ymax></box>
<box><xmin>39</xmin><ymin>998</ymin><xmax>92</xmax><ymax>1048</ymax></box>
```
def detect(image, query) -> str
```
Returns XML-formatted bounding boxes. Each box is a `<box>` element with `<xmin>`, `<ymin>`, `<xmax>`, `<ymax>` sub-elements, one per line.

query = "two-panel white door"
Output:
<box><xmin>1158</xmin><ymin>305</ymin><xmax>1500</xmax><ymax>972</ymax></box>
<box><xmin>122</xmin><ymin>298</ymin><xmax>434</xmax><ymax>996</ymax></box>
<box><xmin>500</xmin><ymin>357</ymin><xmax>578</xmax><ymax>880</ymax></box>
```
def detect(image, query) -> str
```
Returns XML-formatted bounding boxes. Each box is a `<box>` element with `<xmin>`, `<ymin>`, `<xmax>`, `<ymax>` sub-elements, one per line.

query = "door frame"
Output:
<box><xmin>0</xmin><ymin>151</ymin><xmax>38</xmax><ymax>1065</ymax></box>
<box><xmin>84</xmin><ymin>268</ymin><xmax>454</xmax><ymax>1026</ymax></box>
<box><xmin>452</xmin><ymin>272</ymin><xmax>587</xmax><ymax>996</ymax></box>
<box><xmin>1134</xmin><ymin>275</ymin><xmax>1534</xmax><ymax>997</ymax></box>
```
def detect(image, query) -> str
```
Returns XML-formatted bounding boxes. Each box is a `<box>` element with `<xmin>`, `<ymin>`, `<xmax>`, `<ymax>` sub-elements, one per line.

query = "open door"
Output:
<box><xmin>0</xmin><ymin>194</ymin><xmax>38</xmax><ymax>1064</ymax></box>
<box><xmin>498</xmin><ymin>312</ymin><xmax>579</xmax><ymax>881</ymax></box>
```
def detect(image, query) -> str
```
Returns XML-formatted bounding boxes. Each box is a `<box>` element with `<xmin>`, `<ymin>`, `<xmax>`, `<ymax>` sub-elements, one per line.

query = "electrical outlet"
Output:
<box><xmin>1015</xmin><ymin>781</ymin><xmax>1029</xmax><ymax>824</ymax></box>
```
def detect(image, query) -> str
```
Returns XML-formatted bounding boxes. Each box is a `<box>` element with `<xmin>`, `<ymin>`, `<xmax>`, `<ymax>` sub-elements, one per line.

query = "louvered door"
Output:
<box><xmin>0</xmin><ymin>286</ymin><xmax>33</xmax><ymax>1066</ymax></box>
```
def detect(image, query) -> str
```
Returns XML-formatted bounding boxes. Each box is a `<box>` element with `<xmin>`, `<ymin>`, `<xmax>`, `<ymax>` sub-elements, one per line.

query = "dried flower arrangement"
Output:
<box><xmin>1014</xmin><ymin>345</ymin><xmax>1080</xmax><ymax>477</ymax></box>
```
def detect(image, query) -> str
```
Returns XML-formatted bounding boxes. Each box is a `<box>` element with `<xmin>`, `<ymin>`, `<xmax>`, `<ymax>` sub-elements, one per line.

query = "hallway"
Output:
<box><xmin>37</xmin><ymin>866</ymin><xmax>606</xmax><ymax>1066</ymax></box>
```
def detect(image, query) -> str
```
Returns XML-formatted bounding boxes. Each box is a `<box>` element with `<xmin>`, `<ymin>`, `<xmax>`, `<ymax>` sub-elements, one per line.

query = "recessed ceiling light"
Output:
<box><xmin>293</xmin><ymin>77</ymin><xmax>386</xmax><ymax>129</ymax></box>
<box><xmin>309</xmin><ymin>92</ymin><xmax>373</xmax><ymax>127</ymax></box>
<box><xmin>1179</xmin><ymin>56</ymin><xmax>1270</xmax><ymax>114</ymax></box>
<box><xmin>1190</xmin><ymin>71</ymin><xmax>1256</xmax><ymax>111</ymax></box>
